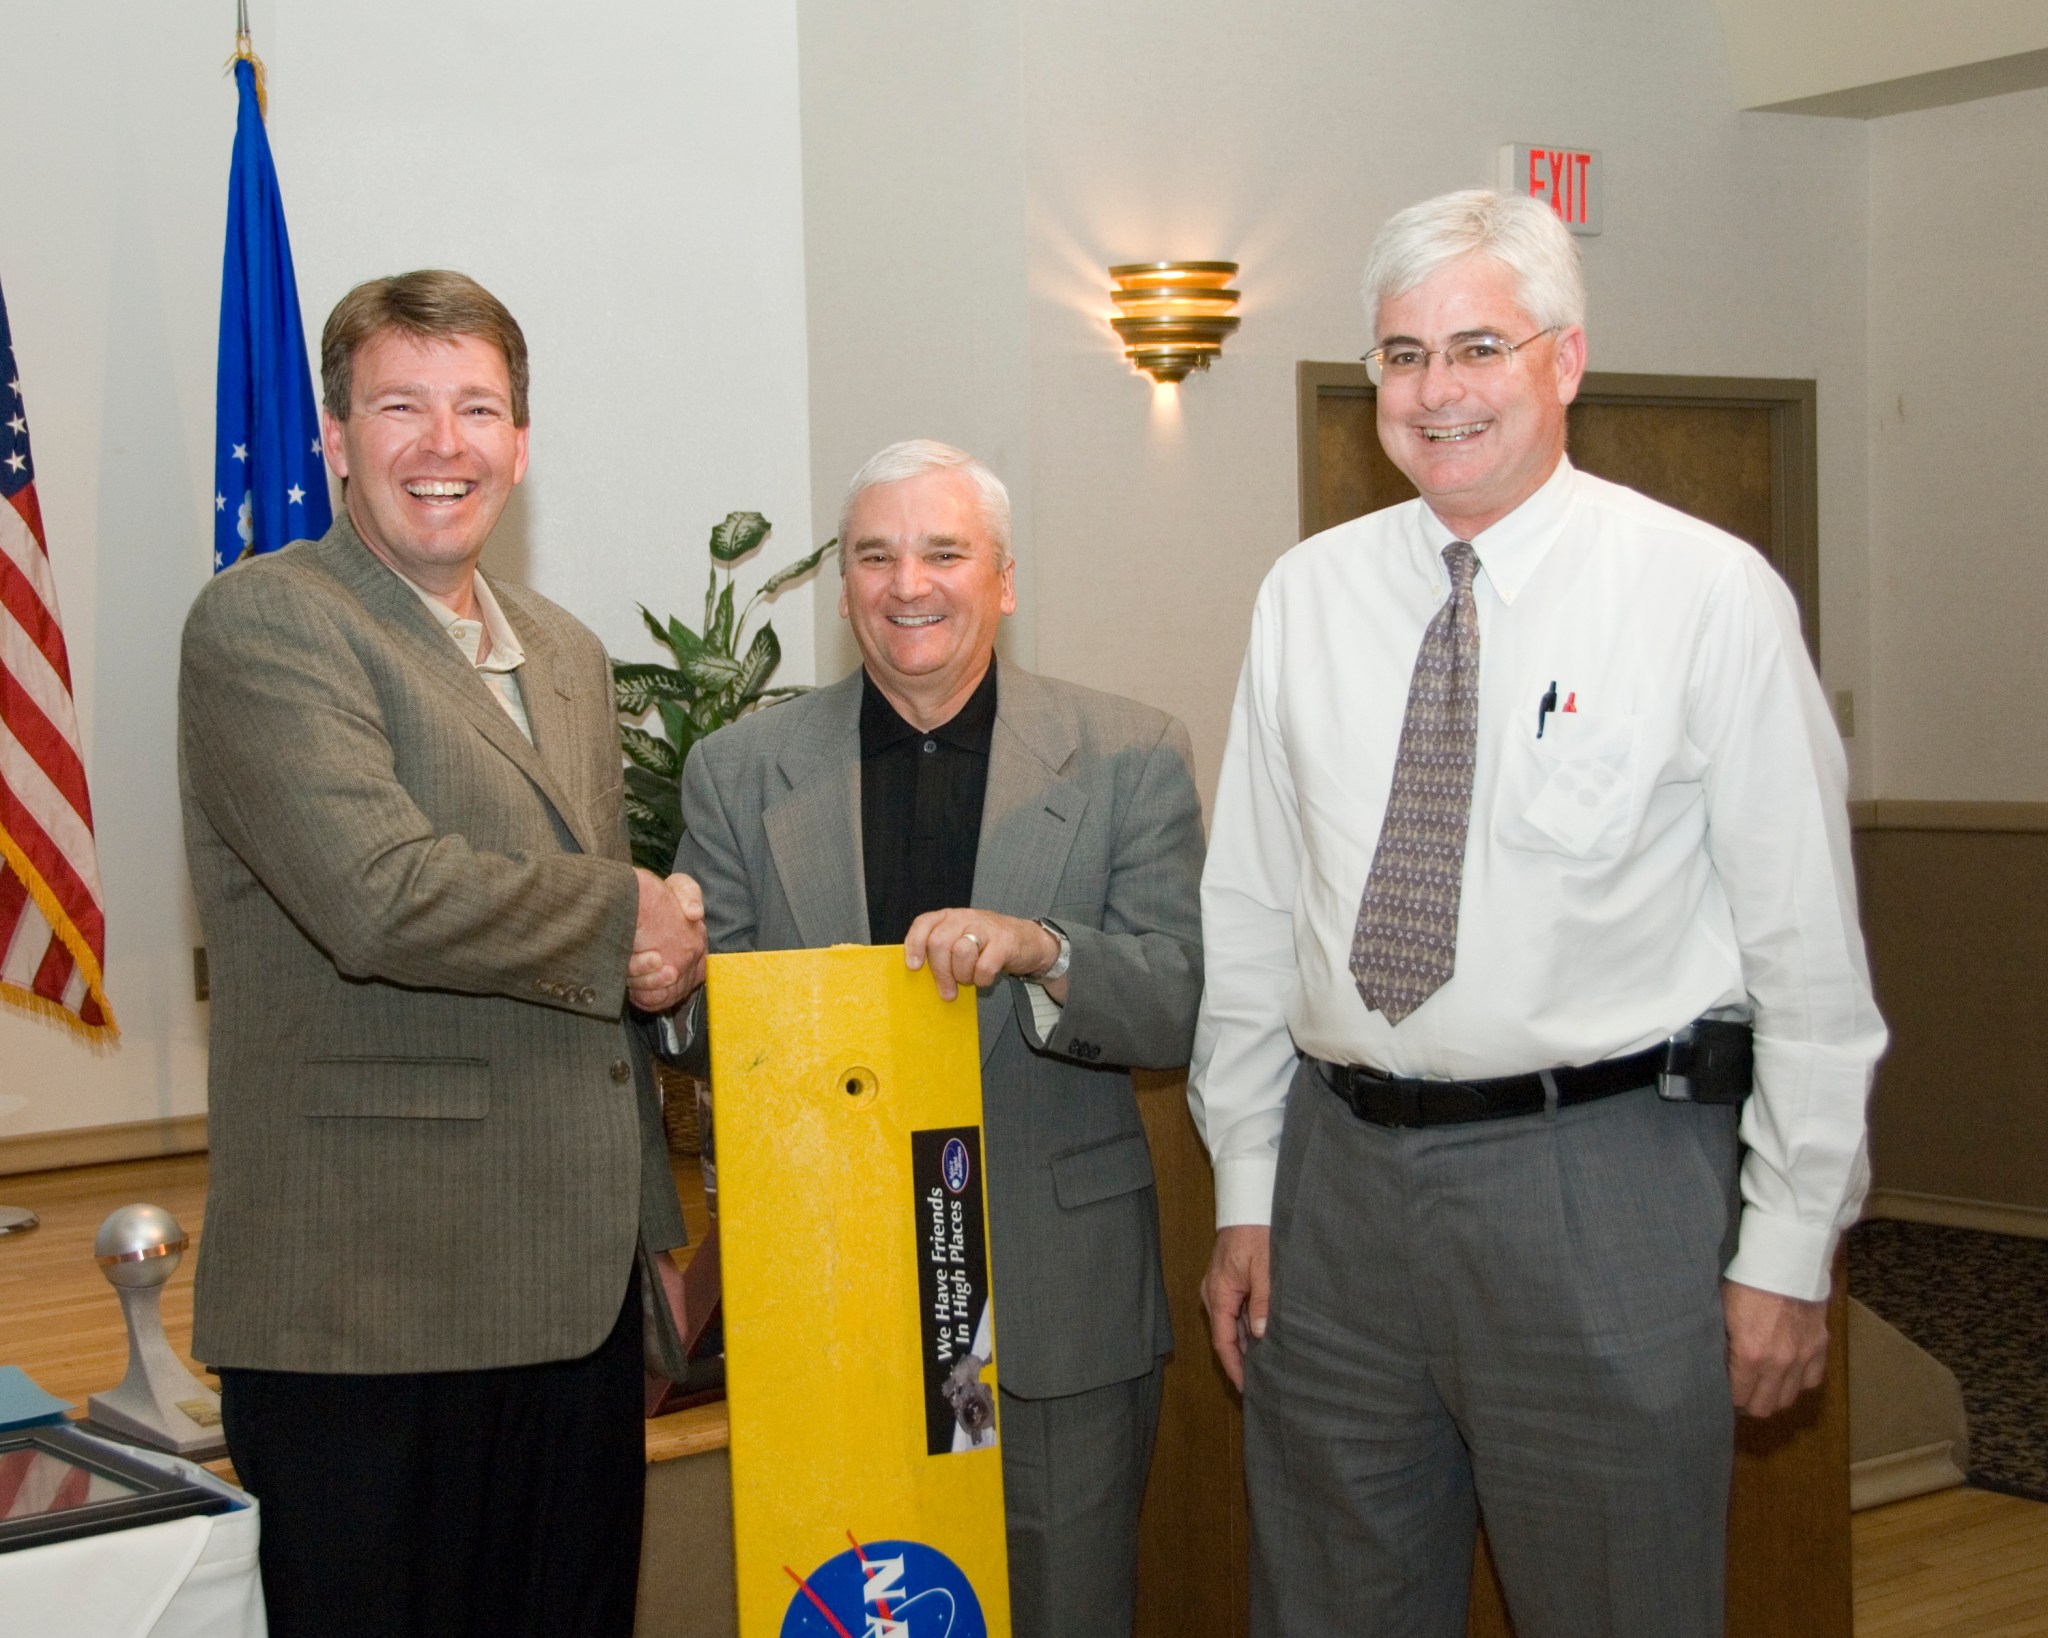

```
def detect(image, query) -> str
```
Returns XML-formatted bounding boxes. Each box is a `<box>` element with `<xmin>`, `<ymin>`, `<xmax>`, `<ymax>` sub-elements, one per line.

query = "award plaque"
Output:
<box><xmin>708</xmin><ymin>945</ymin><xmax>1009</xmax><ymax>1638</ymax></box>
<box><xmin>0</xmin><ymin>1424</ymin><xmax>234</xmax><ymax>1555</ymax></box>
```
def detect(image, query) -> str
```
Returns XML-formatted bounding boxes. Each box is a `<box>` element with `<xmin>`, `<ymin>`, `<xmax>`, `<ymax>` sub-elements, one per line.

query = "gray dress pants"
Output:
<box><xmin>1245</xmin><ymin>1061</ymin><xmax>1741</xmax><ymax>1638</ymax></box>
<box><xmin>999</xmin><ymin>1361</ymin><xmax>1165</xmax><ymax>1638</ymax></box>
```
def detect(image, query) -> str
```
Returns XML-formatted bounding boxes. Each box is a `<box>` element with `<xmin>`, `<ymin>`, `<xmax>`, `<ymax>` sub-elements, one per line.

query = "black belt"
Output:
<box><xmin>1316</xmin><ymin>1047</ymin><xmax>1665</xmax><ymax>1128</ymax></box>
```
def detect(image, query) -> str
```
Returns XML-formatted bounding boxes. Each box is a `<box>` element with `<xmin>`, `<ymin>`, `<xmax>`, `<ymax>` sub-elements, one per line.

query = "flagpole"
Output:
<box><xmin>230</xmin><ymin>0</ymin><xmax>266</xmax><ymax>120</ymax></box>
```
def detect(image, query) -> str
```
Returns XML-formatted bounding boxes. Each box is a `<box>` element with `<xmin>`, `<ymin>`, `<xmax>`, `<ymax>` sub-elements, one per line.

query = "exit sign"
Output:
<box><xmin>1500</xmin><ymin>144</ymin><xmax>1602</xmax><ymax>236</ymax></box>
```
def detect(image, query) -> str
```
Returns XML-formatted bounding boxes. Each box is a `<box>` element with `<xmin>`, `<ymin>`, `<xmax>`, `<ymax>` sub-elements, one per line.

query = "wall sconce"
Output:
<box><xmin>1109</xmin><ymin>261</ymin><xmax>1241</xmax><ymax>384</ymax></box>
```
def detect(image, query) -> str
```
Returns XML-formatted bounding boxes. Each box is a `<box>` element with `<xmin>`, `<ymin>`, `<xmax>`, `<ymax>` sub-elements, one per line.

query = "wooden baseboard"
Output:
<box><xmin>0</xmin><ymin>1114</ymin><xmax>209</xmax><ymax>1178</ymax></box>
<box><xmin>1850</xmin><ymin>1443</ymin><xmax>1967</xmax><ymax>1513</ymax></box>
<box><xmin>1864</xmin><ymin>1189</ymin><xmax>2048</xmax><ymax>1241</ymax></box>
<box><xmin>1848</xmin><ymin>799</ymin><xmax>2048</xmax><ymax>833</ymax></box>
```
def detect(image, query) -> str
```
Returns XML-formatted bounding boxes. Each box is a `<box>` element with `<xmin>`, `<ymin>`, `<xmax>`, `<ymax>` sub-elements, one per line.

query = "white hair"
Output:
<box><xmin>1360</xmin><ymin>189</ymin><xmax>1586</xmax><ymax>341</ymax></box>
<box><xmin>837</xmin><ymin>439</ymin><xmax>1012</xmax><ymax>570</ymax></box>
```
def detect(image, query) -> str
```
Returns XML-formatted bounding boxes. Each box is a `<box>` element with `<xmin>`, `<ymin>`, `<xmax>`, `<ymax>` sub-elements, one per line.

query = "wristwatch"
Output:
<box><xmin>1027</xmin><ymin>918</ymin><xmax>1071</xmax><ymax>983</ymax></box>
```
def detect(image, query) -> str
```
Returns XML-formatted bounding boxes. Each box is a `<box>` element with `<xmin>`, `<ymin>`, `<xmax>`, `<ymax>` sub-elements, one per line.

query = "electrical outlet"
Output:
<box><xmin>1834</xmin><ymin>690</ymin><xmax>1855</xmax><ymax>739</ymax></box>
<box><xmin>193</xmin><ymin>946</ymin><xmax>209</xmax><ymax>1002</ymax></box>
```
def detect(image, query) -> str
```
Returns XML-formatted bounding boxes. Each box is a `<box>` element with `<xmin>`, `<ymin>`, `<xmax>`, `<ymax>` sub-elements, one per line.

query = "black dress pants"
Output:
<box><xmin>218</xmin><ymin>1267</ymin><xmax>645</xmax><ymax>1638</ymax></box>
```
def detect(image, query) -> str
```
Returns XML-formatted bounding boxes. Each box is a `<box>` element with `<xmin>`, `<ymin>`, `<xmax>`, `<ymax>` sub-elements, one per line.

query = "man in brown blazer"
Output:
<box><xmin>179</xmin><ymin>270</ymin><xmax>703</xmax><ymax>1638</ymax></box>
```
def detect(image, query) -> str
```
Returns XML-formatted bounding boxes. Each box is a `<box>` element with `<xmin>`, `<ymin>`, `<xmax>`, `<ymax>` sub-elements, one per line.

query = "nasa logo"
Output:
<box><xmin>941</xmin><ymin>1138</ymin><xmax>970</xmax><ymax>1196</ymax></box>
<box><xmin>781</xmin><ymin>1535</ymin><xmax>986</xmax><ymax>1638</ymax></box>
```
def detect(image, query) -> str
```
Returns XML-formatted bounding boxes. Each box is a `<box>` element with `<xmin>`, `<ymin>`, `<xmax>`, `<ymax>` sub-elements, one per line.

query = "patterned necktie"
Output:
<box><xmin>1350</xmin><ymin>541</ymin><xmax>1480</xmax><ymax>1025</ymax></box>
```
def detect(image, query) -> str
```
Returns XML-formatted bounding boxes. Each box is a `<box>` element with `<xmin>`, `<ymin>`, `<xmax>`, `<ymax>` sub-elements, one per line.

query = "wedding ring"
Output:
<box><xmin>961</xmin><ymin>932</ymin><xmax>983</xmax><ymax>950</ymax></box>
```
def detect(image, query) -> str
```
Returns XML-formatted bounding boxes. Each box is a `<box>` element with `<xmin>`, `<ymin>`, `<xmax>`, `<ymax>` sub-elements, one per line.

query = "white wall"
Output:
<box><xmin>798</xmin><ymin>0</ymin><xmax>1875</xmax><ymax>808</ymax></box>
<box><xmin>1866</xmin><ymin>84</ymin><xmax>2048</xmax><ymax>799</ymax></box>
<box><xmin>1713</xmin><ymin>0</ymin><xmax>2048</xmax><ymax>111</ymax></box>
<box><xmin>0</xmin><ymin>0</ymin><xmax>815</xmax><ymax>1142</ymax></box>
<box><xmin>794</xmin><ymin>0</ymin><xmax>1038</xmax><ymax>681</ymax></box>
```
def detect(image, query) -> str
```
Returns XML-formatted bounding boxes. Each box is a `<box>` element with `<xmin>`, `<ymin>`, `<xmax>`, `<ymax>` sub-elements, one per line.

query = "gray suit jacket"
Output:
<box><xmin>675</xmin><ymin>665</ymin><xmax>1203</xmax><ymax>1399</ymax></box>
<box><xmin>179</xmin><ymin>516</ymin><xmax>686</xmax><ymax>1374</ymax></box>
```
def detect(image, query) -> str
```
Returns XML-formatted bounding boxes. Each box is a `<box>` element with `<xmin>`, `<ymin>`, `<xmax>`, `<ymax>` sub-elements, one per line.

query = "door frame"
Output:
<box><xmin>1295</xmin><ymin>364</ymin><xmax>1822</xmax><ymax>660</ymax></box>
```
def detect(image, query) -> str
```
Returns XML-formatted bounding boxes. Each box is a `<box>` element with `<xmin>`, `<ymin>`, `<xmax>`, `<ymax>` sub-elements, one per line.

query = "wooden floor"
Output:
<box><xmin>6</xmin><ymin>1154</ymin><xmax>2047</xmax><ymax>1635</ymax></box>
<box><xmin>0</xmin><ymin>1151</ymin><xmax>725</xmax><ymax>1462</ymax></box>
<box><xmin>1853</xmin><ymin>1487</ymin><xmax>2048</xmax><ymax>1637</ymax></box>
<box><xmin>0</xmin><ymin>1153</ymin><xmax>214</xmax><ymax>1411</ymax></box>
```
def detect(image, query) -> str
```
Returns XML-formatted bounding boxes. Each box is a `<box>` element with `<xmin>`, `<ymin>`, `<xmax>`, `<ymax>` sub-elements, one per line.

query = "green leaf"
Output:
<box><xmin>613</xmin><ymin>661</ymin><xmax>691</xmax><ymax>716</ymax></box>
<box><xmin>734</xmin><ymin>624</ymin><xmax>781</xmax><ymax>699</ymax></box>
<box><xmin>656</xmin><ymin>699</ymin><xmax>699</xmax><ymax>758</ymax></box>
<box><xmin>663</xmin><ymin>619</ymin><xmax>706</xmax><ymax>669</ymax></box>
<box><xmin>759</xmin><ymin>539</ymin><xmax>833</xmax><ymax>597</ymax></box>
<box><xmin>620</xmin><ymin>724</ymin><xmax>679</xmax><ymax>777</ymax></box>
<box><xmin>681</xmin><ymin>651</ymin><xmax>745</xmax><ymax>692</ymax></box>
<box><xmin>708</xmin><ymin>511</ymin><xmax>772</xmax><ymax>563</ymax></box>
<box><xmin>708</xmin><ymin>579</ymin><xmax>737</xmax><ymax>655</ymax></box>
<box><xmin>622</xmin><ymin>773</ymin><xmax>682</xmax><ymax>873</ymax></box>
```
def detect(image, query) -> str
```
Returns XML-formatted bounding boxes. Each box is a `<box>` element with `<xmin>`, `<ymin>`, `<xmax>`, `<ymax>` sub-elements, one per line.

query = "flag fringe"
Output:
<box><xmin>0</xmin><ymin>825</ymin><xmax>118</xmax><ymax>1040</ymax></box>
<box><xmin>226</xmin><ymin>32</ymin><xmax>268</xmax><ymax>121</ymax></box>
<box><xmin>0</xmin><ymin>977</ymin><xmax>117</xmax><ymax>1045</ymax></box>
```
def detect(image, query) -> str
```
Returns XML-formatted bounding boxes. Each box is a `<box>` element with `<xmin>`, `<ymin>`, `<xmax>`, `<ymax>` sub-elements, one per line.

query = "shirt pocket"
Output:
<box><xmin>1494</xmin><ymin>714</ymin><xmax>1639</xmax><ymax>861</ymax></box>
<box><xmin>302</xmin><ymin>1055</ymin><xmax>492</xmax><ymax>1120</ymax></box>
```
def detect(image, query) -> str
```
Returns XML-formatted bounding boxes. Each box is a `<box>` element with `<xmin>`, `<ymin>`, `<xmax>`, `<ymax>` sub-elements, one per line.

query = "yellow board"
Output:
<box><xmin>708</xmin><ymin>945</ymin><xmax>1011</xmax><ymax>1638</ymax></box>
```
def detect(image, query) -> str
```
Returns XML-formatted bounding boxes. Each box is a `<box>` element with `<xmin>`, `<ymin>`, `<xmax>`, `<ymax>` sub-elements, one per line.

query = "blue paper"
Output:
<box><xmin>0</xmin><ymin>1364</ymin><xmax>75</xmax><ymax>1431</ymax></box>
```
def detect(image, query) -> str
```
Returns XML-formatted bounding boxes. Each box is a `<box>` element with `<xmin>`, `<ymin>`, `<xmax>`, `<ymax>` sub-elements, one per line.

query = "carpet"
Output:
<box><xmin>1848</xmin><ymin>1219</ymin><xmax>2048</xmax><ymax>1504</ymax></box>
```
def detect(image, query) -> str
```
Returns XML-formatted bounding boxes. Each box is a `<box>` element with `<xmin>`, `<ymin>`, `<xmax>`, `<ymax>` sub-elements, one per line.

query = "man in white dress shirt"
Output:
<box><xmin>1189</xmin><ymin>190</ymin><xmax>1886</xmax><ymax>1637</ymax></box>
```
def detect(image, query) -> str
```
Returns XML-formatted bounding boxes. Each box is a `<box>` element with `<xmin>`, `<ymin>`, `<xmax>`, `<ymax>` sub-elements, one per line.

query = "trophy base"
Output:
<box><xmin>82</xmin><ymin>1395</ymin><xmax>229</xmax><ymax>1462</ymax></box>
<box><xmin>0</xmin><ymin>1205</ymin><xmax>38</xmax><ymax>1236</ymax></box>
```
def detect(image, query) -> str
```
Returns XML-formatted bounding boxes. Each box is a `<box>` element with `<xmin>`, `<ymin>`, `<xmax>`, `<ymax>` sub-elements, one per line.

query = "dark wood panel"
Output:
<box><xmin>1133</xmin><ymin>1068</ymin><xmax>1249</xmax><ymax>1638</ymax></box>
<box><xmin>1855</xmin><ymin>828</ymin><xmax>2048</xmax><ymax>1211</ymax></box>
<box><xmin>1569</xmin><ymin>400</ymin><xmax>1773</xmax><ymax>555</ymax></box>
<box><xmin>1725</xmin><ymin>1254</ymin><xmax>1853</xmax><ymax>1638</ymax></box>
<box><xmin>1308</xmin><ymin>393</ymin><xmax>1773</xmax><ymax>560</ymax></box>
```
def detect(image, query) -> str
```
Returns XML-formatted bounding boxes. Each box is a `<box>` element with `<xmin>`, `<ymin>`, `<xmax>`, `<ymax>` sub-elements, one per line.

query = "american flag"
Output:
<box><xmin>0</xmin><ymin>278</ymin><xmax>116</xmax><ymax>1038</ymax></box>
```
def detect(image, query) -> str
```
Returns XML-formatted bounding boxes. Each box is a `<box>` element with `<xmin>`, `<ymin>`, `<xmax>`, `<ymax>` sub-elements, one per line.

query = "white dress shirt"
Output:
<box><xmin>1189</xmin><ymin>457</ymin><xmax>1885</xmax><ymax>1301</ymax></box>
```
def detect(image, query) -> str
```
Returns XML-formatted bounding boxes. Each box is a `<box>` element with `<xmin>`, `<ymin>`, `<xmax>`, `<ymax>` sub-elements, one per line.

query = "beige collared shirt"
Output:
<box><xmin>397</xmin><ymin>569</ymin><xmax>534</xmax><ymax>741</ymax></box>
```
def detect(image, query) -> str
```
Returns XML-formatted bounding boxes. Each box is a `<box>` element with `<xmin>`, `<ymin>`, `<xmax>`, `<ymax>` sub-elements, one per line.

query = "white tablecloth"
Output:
<box><xmin>1</xmin><ymin>1434</ymin><xmax>264</xmax><ymax>1638</ymax></box>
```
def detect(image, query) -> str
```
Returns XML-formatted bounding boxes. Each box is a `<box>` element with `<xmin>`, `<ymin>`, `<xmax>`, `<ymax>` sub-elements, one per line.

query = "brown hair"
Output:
<box><xmin>320</xmin><ymin>269</ymin><xmax>531</xmax><ymax>427</ymax></box>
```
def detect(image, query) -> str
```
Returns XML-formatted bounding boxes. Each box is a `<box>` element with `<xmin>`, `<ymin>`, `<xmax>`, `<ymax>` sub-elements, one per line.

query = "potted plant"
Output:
<box><xmin>614</xmin><ymin>510</ymin><xmax>830</xmax><ymax>1165</ymax></box>
<box><xmin>614</xmin><ymin>510</ymin><xmax>831</xmax><ymax>874</ymax></box>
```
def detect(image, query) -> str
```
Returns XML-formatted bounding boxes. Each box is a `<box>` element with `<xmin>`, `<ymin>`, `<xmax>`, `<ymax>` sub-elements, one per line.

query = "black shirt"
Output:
<box><xmin>860</xmin><ymin>658</ymin><xmax>998</xmax><ymax>945</ymax></box>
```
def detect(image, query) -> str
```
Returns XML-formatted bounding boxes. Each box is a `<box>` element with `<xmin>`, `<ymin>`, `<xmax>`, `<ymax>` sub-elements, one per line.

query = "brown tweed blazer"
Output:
<box><xmin>179</xmin><ymin>516</ymin><xmax>685</xmax><ymax>1374</ymax></box>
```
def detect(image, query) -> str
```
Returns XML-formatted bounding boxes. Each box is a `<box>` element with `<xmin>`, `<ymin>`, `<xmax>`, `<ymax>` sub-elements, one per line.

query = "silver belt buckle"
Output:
<box><xmin>1657</xmin><ymin>1023</ymin><xmax>1695</xmax><ymax>1102</ymax></box>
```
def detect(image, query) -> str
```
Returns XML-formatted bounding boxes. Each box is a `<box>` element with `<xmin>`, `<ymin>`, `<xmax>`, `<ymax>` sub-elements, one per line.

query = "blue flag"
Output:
<box><xmin>213</xmin><ymin>56</ymin><xmax>330</xmax><ymax>573</ymax></box>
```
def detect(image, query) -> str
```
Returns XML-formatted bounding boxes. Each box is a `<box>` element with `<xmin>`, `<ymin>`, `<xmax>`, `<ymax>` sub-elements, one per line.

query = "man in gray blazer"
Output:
<box><xmin>668</xmin><ymin>439</ymin><xmax>1204</xmax><ymax>1637</ymax></box>
<box><xmin>180</xmin><ymin>270</ymin><xmax>703</xmax><ymax>1638</ymax></box>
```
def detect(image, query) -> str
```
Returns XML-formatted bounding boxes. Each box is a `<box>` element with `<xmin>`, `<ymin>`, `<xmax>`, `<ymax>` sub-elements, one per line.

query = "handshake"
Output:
<box><xmin>626</xmin><ymin>868</ymin><xmax>707</xmax><ymax>1014</ymax></box>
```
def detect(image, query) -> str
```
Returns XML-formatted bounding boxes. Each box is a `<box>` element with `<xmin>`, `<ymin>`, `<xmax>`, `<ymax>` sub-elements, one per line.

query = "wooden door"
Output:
<box><xmin>1295</xmin><ymin>366</ymin><xmax>1820</xmax><ymax>658</ymax></box>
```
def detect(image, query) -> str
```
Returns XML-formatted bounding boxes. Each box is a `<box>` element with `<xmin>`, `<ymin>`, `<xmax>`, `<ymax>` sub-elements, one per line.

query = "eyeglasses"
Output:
<box><xmin>1361</xmin><ymin>328</ymin><xmax>1555</xmax><ymax>387</ymax></box>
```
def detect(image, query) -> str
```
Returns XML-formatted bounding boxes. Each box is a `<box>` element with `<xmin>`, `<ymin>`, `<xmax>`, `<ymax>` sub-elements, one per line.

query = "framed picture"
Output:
<box><xmin>0</xmin><ymin>1424</ymin><xmax>234</xmax><ymax>1555</ymax></box>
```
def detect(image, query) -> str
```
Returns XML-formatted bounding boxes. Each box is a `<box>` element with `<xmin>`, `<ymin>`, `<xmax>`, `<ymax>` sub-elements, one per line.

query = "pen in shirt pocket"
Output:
<box><xmin>1536</xmin><ymin>680</ymin><xmax>1558</xmax><ymax>738</ymax></box>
